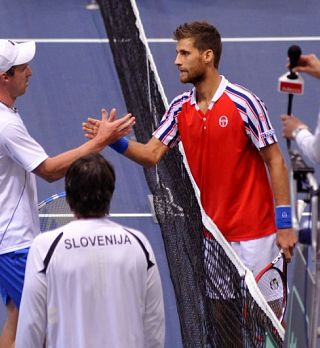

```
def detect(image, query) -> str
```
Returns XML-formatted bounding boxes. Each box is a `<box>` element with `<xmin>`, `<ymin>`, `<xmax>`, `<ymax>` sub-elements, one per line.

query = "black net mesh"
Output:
<box><xmin>97</xmin><ymin>0</ymin><xmax>283</xmax><ymax>346</ymax></box>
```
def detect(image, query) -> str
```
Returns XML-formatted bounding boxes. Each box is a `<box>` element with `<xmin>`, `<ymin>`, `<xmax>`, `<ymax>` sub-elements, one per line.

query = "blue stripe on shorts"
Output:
<box><xmin>0</xmin><ymin>247</ymin><xmax>29</xmax><ymax>309</ymax></box>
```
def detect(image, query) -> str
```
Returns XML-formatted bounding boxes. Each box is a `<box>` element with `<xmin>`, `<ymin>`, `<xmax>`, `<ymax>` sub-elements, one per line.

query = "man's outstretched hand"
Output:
<box><xmin>84</xmin><ymin>108</ymin><xmax>135</xmax><ymax>145</ymax></box>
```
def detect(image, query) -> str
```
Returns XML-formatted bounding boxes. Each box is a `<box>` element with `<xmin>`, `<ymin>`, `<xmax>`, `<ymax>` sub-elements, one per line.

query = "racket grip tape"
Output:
<box><xmin>109</xmin><ymin>137</ymin><xmax>129</xmax><ymax>154</ymax></box>
<box><xmin>276</xmin><ymin>205</ymin><xmax>292</xmax><ymax>229</ymax></box>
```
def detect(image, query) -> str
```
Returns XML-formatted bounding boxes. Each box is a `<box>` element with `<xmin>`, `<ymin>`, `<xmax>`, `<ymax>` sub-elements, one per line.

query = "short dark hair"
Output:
<box><xmin>6</xmin><ymin>66</ymin><xmax>15</xmax><ymax>76</ymax></box>
<box><xmin>173</xmin><ymin>21</ymin><xmax>222</xmax><ymax>68</ymax></box>
<box><xmin>65</xmin><ymin>153</ymin><xmax>116</xmax><ymax>218</ymax></box>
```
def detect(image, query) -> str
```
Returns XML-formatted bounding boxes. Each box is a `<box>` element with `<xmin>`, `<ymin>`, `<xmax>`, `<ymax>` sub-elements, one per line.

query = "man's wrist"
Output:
<box><xmin>109</xmin><ymin>137</ymin><xmax>129</xmax><ymax>154</ymax></box>
<box><xmin>292</xmin><ymin>125</ymin><xmax>308</xmax><ymax>140</ymax></box>
<box><xmin>276</xmin><ymin>205</ymin><xmax>292</xmax><ymax>229</ymax></box>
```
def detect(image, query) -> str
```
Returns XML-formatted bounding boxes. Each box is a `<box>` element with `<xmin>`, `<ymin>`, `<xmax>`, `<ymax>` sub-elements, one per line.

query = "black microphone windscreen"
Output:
<box><xmin>288</xmin><ymin>45</ymin><xmax>302</xmax><ymax>69</ymax></box>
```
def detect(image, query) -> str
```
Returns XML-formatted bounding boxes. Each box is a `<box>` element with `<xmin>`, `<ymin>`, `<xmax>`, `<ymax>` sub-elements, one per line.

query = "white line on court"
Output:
<box><xmin>40</xmin><ymin>213</ymin><xmax>153</xmax><ymax>218</ymax></box>
<box><xmin>7</xmin><ymin>37</ymin><xmax>320</xmax><ymax>43</ymax></box>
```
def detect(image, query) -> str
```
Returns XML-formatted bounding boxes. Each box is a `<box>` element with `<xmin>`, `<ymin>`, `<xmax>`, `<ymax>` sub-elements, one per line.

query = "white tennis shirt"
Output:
<box><xmin>16</xmin><ymin>218</ymin><xmax>165</xmax><ymax>348</ymax></box>
<box><xmin>0</xmin><ymin>104</ymin><xmax>48</xmax><ymax>254</ymax></box>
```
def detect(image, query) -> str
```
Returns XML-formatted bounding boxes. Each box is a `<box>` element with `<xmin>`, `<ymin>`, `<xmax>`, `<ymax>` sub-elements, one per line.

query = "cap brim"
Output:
<box><xmin>14</xmin><ymin>41</ymin><xmax>36</xmax><ymax>66</ymax></box>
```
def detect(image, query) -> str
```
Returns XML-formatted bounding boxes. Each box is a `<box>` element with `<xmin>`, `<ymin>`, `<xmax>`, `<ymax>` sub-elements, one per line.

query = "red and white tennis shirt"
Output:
<box><xmin>153</xmin><ymin>76</ymin><xmax>277</xmax><ymax>242</ymax></box>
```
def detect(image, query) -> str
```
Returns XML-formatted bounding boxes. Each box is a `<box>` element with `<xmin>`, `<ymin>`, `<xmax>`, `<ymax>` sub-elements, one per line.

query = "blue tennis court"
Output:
<box><xmin>1</xmin><ymin>0</ymin><xmax>320</xmax><ymax>346</ymax></box>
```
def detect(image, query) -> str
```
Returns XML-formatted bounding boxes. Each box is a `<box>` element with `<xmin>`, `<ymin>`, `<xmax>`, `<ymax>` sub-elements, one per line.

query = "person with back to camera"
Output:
<box><xmin>15</xmin><ymin>153</ymin><xmax>165</xmax><ymax>348</ymax></box>
<box><xmin>281</xmin><ymin>53</ymin><xmax>320</xmax><ymax>164</ymax></box>
<box><xmin>0</xmin><ymin>39</ymin><xmax>135</xmax><ymax>348</ymax></box>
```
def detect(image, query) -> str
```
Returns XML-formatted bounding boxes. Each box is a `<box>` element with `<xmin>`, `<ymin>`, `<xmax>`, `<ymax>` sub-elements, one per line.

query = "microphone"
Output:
<box><xmin>278</xmin><ymin>44</ymin><xmax>304</xmax><ymax>96</ymax></box>
<box><xmin>288</xmin><ymin>45</ymin><xmax>302</xmax><ymax>78</ymax></box>
<box><xmin>278</xmin><ymin>45</ymin><xmax>304</xmax><ymax>151</ymax></box>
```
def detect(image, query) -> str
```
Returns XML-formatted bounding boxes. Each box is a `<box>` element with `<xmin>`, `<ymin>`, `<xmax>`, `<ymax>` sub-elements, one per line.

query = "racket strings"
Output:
<box><xmin>38</xmin><ymin>194</ymin><xmax>75</xmax><ymax>232</ymax></box>
<box><xmin>256</xmin><ymin>268</ymin><xmax>285</xmax><ymax>320</ymax></box>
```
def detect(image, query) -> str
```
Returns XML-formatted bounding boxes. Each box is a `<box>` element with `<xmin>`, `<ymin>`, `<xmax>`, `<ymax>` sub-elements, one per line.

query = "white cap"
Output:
<box><xmin>0</xmin><ymin>40</ymin><xmax>36</xmax><ymax>74</ymax></box>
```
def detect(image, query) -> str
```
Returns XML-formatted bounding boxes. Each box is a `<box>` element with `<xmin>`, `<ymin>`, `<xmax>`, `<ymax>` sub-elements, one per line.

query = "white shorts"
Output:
<box><xmin>203</xmin><ymin>232</ymin><xmax>279</xmax><ymax>299</ymax></box>
<box><xmin>230</xmin><ymin>233</ymin><xmax>279</xmax><ymax>277</ymax></box>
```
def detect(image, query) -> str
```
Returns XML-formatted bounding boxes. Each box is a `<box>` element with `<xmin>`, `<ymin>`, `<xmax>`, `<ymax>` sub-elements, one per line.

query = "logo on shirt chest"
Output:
<box><xmin>218</xmin><ymin>115</ymin><xmax>229</xmax><ymax>128</ymax></box>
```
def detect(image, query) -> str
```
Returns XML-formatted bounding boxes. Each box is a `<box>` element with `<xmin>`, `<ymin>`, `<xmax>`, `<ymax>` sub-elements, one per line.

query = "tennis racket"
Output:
<box><xmin>255</xmin><ymin>251</ymin><xmax>287</xmax><ymax>322</ymax></box>
<box><xmin>38</xmin><ymin>192</ymin><xmax>75</xmax><ymax>232</ymax></box>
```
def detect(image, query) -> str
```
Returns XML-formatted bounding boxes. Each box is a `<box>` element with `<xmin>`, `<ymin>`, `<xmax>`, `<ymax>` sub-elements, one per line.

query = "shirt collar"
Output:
<box><xmin>190</xmin><ymin>75</ymin><xmax>229</xmax><ymax>109</ymax></box>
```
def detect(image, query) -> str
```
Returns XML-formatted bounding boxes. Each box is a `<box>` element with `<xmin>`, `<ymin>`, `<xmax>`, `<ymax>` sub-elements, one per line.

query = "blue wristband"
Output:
<box><xmin>276</xmin><ymin>205</ymin><xmax>292</xmax><ymax>229</ymax></box>
<box><xmin>109</xmin><ymin>137</ymin><xmax>129</xmax><ymax>154</ymax></box>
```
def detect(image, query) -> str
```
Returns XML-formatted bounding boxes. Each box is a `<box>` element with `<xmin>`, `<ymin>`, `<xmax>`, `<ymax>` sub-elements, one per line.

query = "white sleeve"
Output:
<box><xmin>296</xmin><ymin>112</ymin><xmax>320</xmax><ymax>164</ymax></box>
<box><xmin>16</xmin><ymin>240</ymin><xmax>47</xmax><ymax>348</ymax></box>
<box><xmin>0</xmin><ymin>121</ymin><xmax>48</xmax><ymax>172</ymax></box>
<box><xmin>143</xmin><ymin>248</ymin><xmax>165</xmax><ymax>348</ymax></box>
